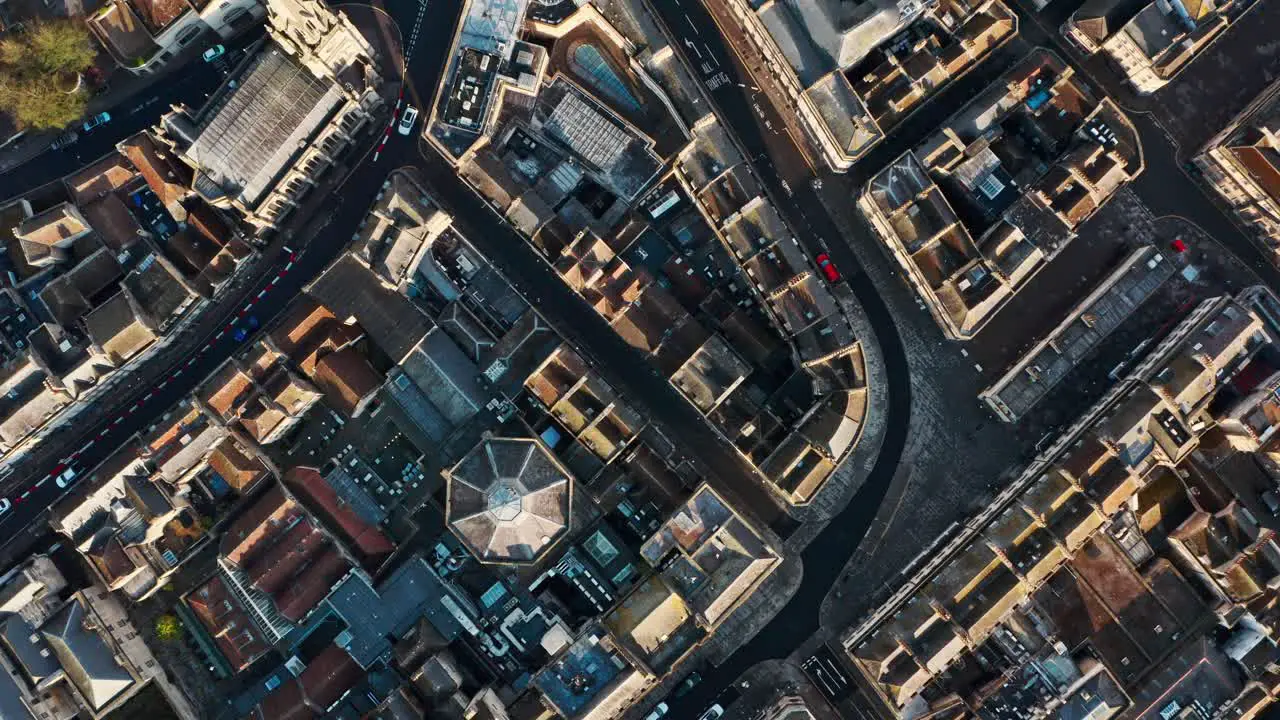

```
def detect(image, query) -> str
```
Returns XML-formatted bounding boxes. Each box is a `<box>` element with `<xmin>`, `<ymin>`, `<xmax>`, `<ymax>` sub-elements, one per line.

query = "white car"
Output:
<box><xmin>0</xmin><ymin>498</ymin><xmax>10</xmax><ymax>514</ymax></box>
<box><xmin>698</xmin><ymin>706</ymin><xmax>724</xmax><ymax>720</ymax></box>
<box><xmin>55</xmin><ymin>468</ymin><xmax>77</xmax><ymax>489</ymax></box>
<box><xmin>203</xmin><ymin>44</ymin><xmax>226</xmax><ymax>62</ymax></box>
<box><xmin>644</xmin><ymin>703</ymin><xmax>669</xmax><ymax>720</ymax></box>
<box><xmin>397</xmin><ymin>105</ymin><xmax>419</xmax><ymax>136</ymax></box>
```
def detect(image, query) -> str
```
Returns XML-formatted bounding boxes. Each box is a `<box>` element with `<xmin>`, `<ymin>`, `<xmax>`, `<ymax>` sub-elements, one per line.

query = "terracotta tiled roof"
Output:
<box><xmin>273</xmin><ymin>547</ymin><xmax>349</xmax><ymax>622</ymax></box>
<box><xmin>186</xmin><ymin>575</ymin><xmax>269</xmax><ymax>672</ymax></box>
<box><xmin>311</xmin><ymin>347</ymin><xmax>381</xmax><ymax>416</ymax></box>
<box><xmin>118</xmin><ymin>132</ymin><xmax>192</xmax><ymax>210</ymax></box>
<box><xmin>284</xmin><ymin>467</ymin><xmax>395</xmax><ymax>562</ymax></box>
<box><xmin>219</xmin><ymin>483</ymin><xmax>298</xmax><ymax>565</ymax></box>
<box><xmin>298</xmin><ymin>644</ymin><xmax>363</xmax><ymax>709</ymax></box>
<box><xmin>206</xmin><ymin>438</ymin><xmax>270</xmax><ymax>492</ymax></box>
<box><xmin>246</xmin><ymin>517</ymin><xmax>327</xmax><ymax>595</ymax></box>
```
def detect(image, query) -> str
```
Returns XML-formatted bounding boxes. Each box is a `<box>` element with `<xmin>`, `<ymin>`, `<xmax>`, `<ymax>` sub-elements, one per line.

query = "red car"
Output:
<box><xmin>816</xmin><ymin>253</ymin><xmax>841</xmax><ymax>283</ymax></box>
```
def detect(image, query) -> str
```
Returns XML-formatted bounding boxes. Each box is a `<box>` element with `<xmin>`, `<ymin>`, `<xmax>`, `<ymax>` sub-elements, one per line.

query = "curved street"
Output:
<box><xmin>0</xmin><ymin>0</ymin><xmax>1271</xmax><ymax>717</ymax></box>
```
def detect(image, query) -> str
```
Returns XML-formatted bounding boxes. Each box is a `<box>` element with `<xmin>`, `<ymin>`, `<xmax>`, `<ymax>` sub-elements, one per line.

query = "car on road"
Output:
<box><xmin>815</xmin><ymin>252</ymin><xmax>840</xmax><ymax>283</ymax></box>
<box><xmin>233</xmin><ymin>315</ymin><xmax>260</xmax><ymax>342</ymax></box>
<box><xmin>0</xmin><ymin>497</ymin><xmax>10</xmax><ymax>514</ymax></box>
<box><xmin>643</xmin><ymin>702</ymin><xmax>669</xmax><ymax>720</ymax></box>
<box><xmin>1263</xmin><ymin>489</ymin><xmax>1280</xmax><ymax>516</ymax></box>
<box><xmin>674</xmin><ymin>672</ymin><xmax>702</xmax><ymax>697</ymax></box>
<box><xmin>203</xmin><ymin>45</ymin><xmax>226</xmax><ymax>62</ymax></box>
<box><xmin>1171</xmin><ymin>238</ymin><xmax>1187</xmax><ymax>253</ymax></box>
<box><xmin>81</xmin><ymin>112</ymin><xmax>111</xmax><ymax>133</ymax></box>
<box><xmin>51</xmin><ymin>131</ymin><xmax>78</xmax><ymax>150</ymax></box>
<box><xmin>55</xmin><ymin>468</ymin><xmax>77</xmax><ymax>489</ymax></box>
<box><xmin>697</xmin><ymin>705</ymin><xmax>723</xmax><ymax>720</ymax></box>
<box><xmin>398</xmin><ymin>105</ymin><xmax>420</xmax><ymax>136</ymax></box>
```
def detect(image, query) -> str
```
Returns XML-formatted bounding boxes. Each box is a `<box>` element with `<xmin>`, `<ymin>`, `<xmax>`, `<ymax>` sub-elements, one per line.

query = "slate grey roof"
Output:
<box><xmin>447</xmin><ymin>437</ymin><xmax>572</xmax><ymax>563</ymax></box>
<box><xmin>326</xmin><ymin>556</ymin><xmax>463</xmax><ymax>667</ymax></box>
<box><xmin>1</xmin><ymin>615</ymin><xmax>60</xmax><ymax>685</ymax></box>
<box><xmin>40</xmin><ymin>597</ymin><xmax>134</xmax><ymax>710</ymax></box>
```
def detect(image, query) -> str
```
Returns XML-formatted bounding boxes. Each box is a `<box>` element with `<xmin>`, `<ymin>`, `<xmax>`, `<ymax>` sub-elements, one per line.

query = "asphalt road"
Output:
<box><xmin>0</xmin><ymin>20</ymin><xmax>407</xmax><ymax>556</ymax></box>
<box><xmin>387</xmin><ymin>0</ymin><xmax>788</xmax><ymax>525</ymax></box>
<box><xmin>644</xmin><ymin>0</ymin><xmax>1280</xmax><ymax>716</ymax></box>
<box><xmin>0</xmin><ymin>0</ymin><xmax>789</xmax><ymax>560</ymax></box>
<box><xmin>643</xmin><ymin>0</ymin><xmax>916</xmax><ymax>714</ymax></box>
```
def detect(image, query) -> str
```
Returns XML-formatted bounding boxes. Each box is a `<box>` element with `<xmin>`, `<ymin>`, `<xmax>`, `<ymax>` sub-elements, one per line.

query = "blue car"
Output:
<box><xmin>233</xmin><ymin>316</ymin><xmax>259</xmax><ymax>342</ymax></box>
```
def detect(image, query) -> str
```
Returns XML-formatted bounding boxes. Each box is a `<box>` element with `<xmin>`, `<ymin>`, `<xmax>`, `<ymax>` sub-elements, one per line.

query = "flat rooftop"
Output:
<box><xmin>441</xmin><ymin>47</ymin><xmax>499</xmax><ymax>131</ymax></box>
<box><xmin>982</xmin><ymin>246</ymin><xmax>1175</xmax><ymax>421</ymax></box>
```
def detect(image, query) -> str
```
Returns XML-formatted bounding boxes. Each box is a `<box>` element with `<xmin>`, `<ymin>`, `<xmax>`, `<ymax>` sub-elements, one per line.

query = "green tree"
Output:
<box><xmin>0</xmin><ymin>19</ymin><xmax>97</xmax><ymax>130</ymax></box>
<box><xmin>155</xmin><ymin>614</ymin><xmax>182</xmax><ymax>642</ymax></box>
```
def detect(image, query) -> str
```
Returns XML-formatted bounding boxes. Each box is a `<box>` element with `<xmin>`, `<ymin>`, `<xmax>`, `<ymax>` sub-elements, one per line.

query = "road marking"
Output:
<box><xmin>271</xmin><ymin>277</ymin><xmax>280</xmax><ymax>286</ymax></box>
<box><xmin>256</xmin><ymin>289</ymin><xmax>266</xmax><ymax>299</ymax></box>
<box><xmin>242</xmin><ymin>303</ymin><xmax>253</xmax><ymax>313</ymax></box>
<box><xmin>81</xmin><ymin>440</ymin><xmax>95</xmax><ymax>452</ymax></box>
<box><xmin>215</xmin><ymin>331</ymin><xmax>225</xmax><ymax>340</ymax></box>
<box><xmin>99</xmin><ymin>429</ymin><xmax>109</xmax><ymax>438</ymax></box>
<box><xmin>172</xmin><ymin>370</ymin><xmax>182</xmax><ymax>378</ymax></box>
<box><xmin>143</xmin><ymin>392</ymin><xmax>153</xmax><ymax>400</ymax></box>
<box><xmin>35</xmin><ymin>479</ymin><xmax>46</xmax><ymax>488</ymax></box>
<box><xmin>285</xmin><ymin>261</ymin><xmax>294</xmax><ymax>270</ymax></box>
<box><xmin>113</xmin><ymin>417</ymin><xmax>123</xmax><ymax>425</ymax></box>
<box><xmin>20</xmin><ymin>491</ymin><xmax>29</xmax><ymax>499</ymax></box>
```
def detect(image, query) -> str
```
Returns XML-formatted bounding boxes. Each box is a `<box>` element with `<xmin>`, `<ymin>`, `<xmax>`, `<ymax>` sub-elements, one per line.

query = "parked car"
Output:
<box><xmin>55</xmin><ymin>468</ymin><xmax>77</xmax><ymax>489</ymax></box>
<box><xmin>643</xmin><ymin>703</ymin><xmax>669</xmax><ymax>720</ymax></box>
<box><xmin>397</xmin><ymin>105</ymin><xmax>420</xmax><ymax>136</ymax></box>
<box><xmin>674</xmin><ymin>673</ymin><xmax>702</xmax><ymax>697</ymax></box>
<box><xmin>51</xmin><ymin>131</ymin><xmax>78</xmax><ymax>150</ymax></box>
<box><xmin>203</xmin><ymin>44</ymin><xmax>226</xmax><ymax>62</ymax></box>
<box><xmin>697</xmin><ymin>705</ymin><xmax>724</xmax><ymax>720</ymax></box>
<box><xmin>81</xmin><ymin>112</ymin><xmax>111</xmax><ymax>133</ymax></box>
<box><xmin>0</xmin><ymin>497</ymin><xmax>10</xmax><ymax>514</ymax></box>
<box><xmin>815</xmin><ymin>252</ymin><xmax>841</xmax><ymax>283</ymax></box>
<box><xmin>1262</xmin><ymin>489</ymin><xmax>1280</xmax><ymax>516</ymax></box>
<box><xmin>233</xmin><ymin>315</ymin><xmax>260</xmax><ymax>342</ymax></box>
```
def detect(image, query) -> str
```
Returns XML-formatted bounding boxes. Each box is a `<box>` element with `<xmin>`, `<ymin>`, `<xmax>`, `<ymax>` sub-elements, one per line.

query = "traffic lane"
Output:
<box><xmin>638</xmin><ymin>0</ymin><xmax>917</xmax><ymax>715</ymax></box>
<box><xmin>0</xmin><ymin>28</ymin><xmax>265</xmax><ymax>203</ymax></box>
<box><xmin>0</xmin><ymin>245</ymin><xmax>304</xmax><ymax>524</ymax></box>
<box><xmin>409</xmin><ymin>147</ymin><xmax>787</xmax><ymax>525</ymax></box>
<box><xmin>1128</xmin><ymin>113</ymin><xmax>1280</xmax><ymax>289</ymax></box>
<box><xmin>800</xmin><ymin>645</ymin><xmax>853</xmax><ymax>702</ymax></box>
<box><xmin>391</xmin><ymin>0</ymin><xmax>461</xmax><ymax>112</ymax></box>
<box><xmin>0</xmin><ymin>124</ymin><xmax>403</xmax><ymax>524</ymax></box>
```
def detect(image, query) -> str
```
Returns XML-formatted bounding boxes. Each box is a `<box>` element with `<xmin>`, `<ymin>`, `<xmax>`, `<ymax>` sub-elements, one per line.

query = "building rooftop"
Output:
<box><xmin>325</xmin><ymin>556</ymin><xmax>459</xmax><ymax>667</ymax></box>
<box><xmin>447</xmin><ymin>436</ymin><xmax>573</xmax><ymax>564</ymax></box>
<box><xmin>185</xmin><ymin>574</ymin><xmax>271</xmax><ymax>672</ymax></box>
<box><xmin>306</xmin><ymin>254</ymin><xmax>433</xmax><ymax>363</ymax></box>
<box><xmin>39</xmin><ymin>595</ymin><xmax>135</xmax><ymax>711</ymax></box>
<box><xmin>533</xmin><ymin>626</ymin><xmax>642</xmax><ymax>718</ymax></box>
<box><xmin>183</xmin><ymin>44</ymin><xmax>344</xmax><ymax>208</ymax></box>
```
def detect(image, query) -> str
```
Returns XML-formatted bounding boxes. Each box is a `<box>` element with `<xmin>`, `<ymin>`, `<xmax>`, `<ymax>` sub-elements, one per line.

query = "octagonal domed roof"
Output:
<box><xmin>446</xmin><ymin>436</ymin><xmax>572</xmax><ymax>563</ymax></box>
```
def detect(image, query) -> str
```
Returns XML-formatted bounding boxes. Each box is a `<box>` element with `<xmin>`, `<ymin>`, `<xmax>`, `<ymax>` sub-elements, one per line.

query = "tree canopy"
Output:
<box><xmin>154</xmin><ymin>614</ymin><xmax>182</xmax><ymax>642</ymax></box>
<box><xmin>0</xmin><ymin>20</ymin><xmax>97</xmax><ymax>130</ymax></box>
